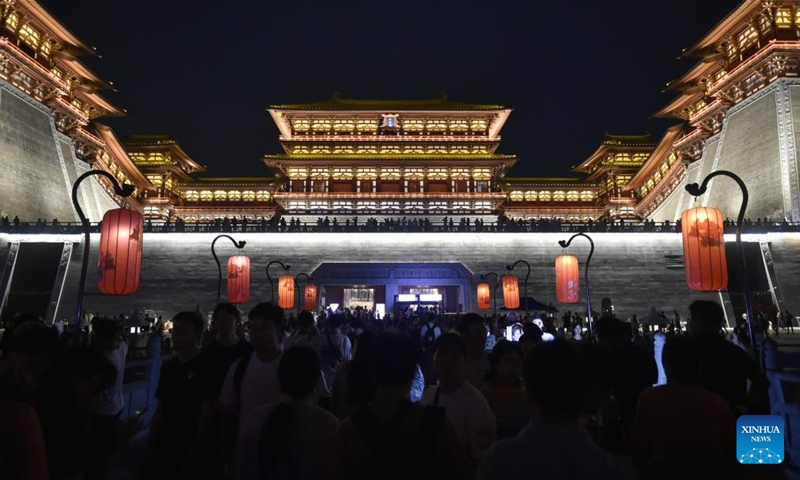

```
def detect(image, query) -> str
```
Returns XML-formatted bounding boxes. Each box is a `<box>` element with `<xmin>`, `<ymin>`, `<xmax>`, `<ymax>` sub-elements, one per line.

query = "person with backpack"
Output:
<box><xmin>312</xmin><ymin>314</ymin><xmax>352</xmax><ymax>411</ymax></box>
<box><xmin>218</xmin><ymin>303</ymin><xmax>284</xmax><ymax>477</ymax></box>
<box><xmin>333</xmin><ymin>333</ymin><xmax>471</xmax><ymax>480</ymax></box>
<box><xmin>419</xmin><ymin>313</ymin><xmax>441</xmax><ymax>386</ymax></box>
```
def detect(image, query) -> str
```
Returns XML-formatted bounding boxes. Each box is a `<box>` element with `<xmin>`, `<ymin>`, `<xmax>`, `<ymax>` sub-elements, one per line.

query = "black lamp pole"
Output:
<box><xmin>558</xmin><ymin>233</ymin><xmax>595</xmax><ymax>338</ymax></box>
<box><xmin>685</xmin><ymin>170</ymin><xmax>757</xmax><ymax>364</ymax></box>
<box><xmin>72</xmin><ymin>170</ymin><xmax>136</xmax><ymax>331</ymax></box>
<box><xmin>294</xmin><ymin>273</ymin><xmax>314</xmax><ymax>314</ymax></box>
<box><xmin>211</xmin><ymin>235</ymin><xmax>246</xmax><ymax>305</ymax></box>
<box><xmin>266</xmin><ymin>260</ymin><xmax>291</xmax><ymax>303</ymax></box>
<box><xmin>505</xmin><ymin>260</ymin><xmax>531</xmax><ymax>316</ymax></box>
<box><xmin>479</xmin><ymin>272</ymin><xmax>500</xmax><ymax>316</ymax></box>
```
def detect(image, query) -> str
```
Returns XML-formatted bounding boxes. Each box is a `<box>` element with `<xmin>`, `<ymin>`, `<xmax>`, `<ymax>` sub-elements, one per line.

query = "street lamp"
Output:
<box><xmin>72</xmin><ymin>170</ymin><xmax>136</xmax><ymax>330</ymax></box>
<box><xmin>478</xmin><ymin>272</ymin><xmax>501</xmax><ymax>316</ymax></box>
<box><xmin>558</xmin><ymin>233</ymin><xmax>595</xmax><ymax>337</ymax></box>
<box><xmin>294</xmin><ymin>273</ymin><xmax>315</xmax><ymax>314</ymax></box>
<box><xmin>211</xmin><ymin>235</ymin><xmax>246</xmax><ymax>305</ymax></box>
<box><xmin>505</xmin><ymin>260</ymin><xmax>531</xmax><ymax>316</ymax></box>
<box><xmin>684</xmin><ymin>170</ymin><xmax>757</xmax><ymax>363</ymax></box>
<box><xmin>266</xmin><ymin>260</ymin><xmax>291</xmax><ymax>303</ymax></box>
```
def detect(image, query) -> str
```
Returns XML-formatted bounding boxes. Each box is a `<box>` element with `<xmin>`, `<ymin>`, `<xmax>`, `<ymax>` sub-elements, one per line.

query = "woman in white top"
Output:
<box><xmin>237</xmin><ymin>345</ymin><xmax>338</xmax><ymax>480</ymax></box>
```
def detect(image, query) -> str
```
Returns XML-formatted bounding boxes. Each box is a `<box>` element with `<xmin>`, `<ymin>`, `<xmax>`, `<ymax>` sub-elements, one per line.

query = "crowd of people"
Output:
<box><xmin>0</xmin><ymin>299</ymin><xmax>784</xmax><ymax>479</ymax></box>
<box><xmin>3</xmin><ymin>213</ymin><xmax>799</xmax><ymax>235</ymax></box>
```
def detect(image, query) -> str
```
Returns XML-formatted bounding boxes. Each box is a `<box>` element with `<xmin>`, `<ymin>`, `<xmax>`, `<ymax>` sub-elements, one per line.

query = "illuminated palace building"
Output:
<box><xmin>5</xmin><ymin>0</ymin><xmax>800</xmax><ymax>320</ymax></box>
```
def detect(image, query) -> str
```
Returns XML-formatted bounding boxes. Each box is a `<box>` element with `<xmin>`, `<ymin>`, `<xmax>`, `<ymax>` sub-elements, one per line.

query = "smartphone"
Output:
<box><xmin>133</xmin><ymin>406</ymin><xmax>148</xmax><ymax>418</ymax></box>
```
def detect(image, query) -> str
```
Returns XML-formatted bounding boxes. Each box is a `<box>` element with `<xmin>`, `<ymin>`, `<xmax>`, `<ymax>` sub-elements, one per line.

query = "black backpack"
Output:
<box><xmin>422</xmin><ymin>323</ymin><xmax>437</xmax><ymax>351</ymax></box>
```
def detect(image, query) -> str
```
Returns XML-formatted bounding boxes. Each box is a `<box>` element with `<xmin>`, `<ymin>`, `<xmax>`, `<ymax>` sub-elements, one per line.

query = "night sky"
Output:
<box><xmin>47</xmin><ymin>0</ymin><xmax>741</xmax><ymax>179</ymax></box>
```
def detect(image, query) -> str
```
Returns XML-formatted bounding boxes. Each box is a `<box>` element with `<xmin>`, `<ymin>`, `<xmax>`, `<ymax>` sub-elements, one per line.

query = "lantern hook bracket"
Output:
<box><xmin>294</xmin><ymin>273</ymin><xmax>315</xmax><ymax>314</ymax></box>
<box><xmin>557</xmin><ymin>233</ymin><xmax>595</xmax><ymax>338</ymax></box>
<box><xmin>266</xmin><ymin>260</ymin><xmax>292</xmax><ymax>304</ymax></box>
<box><xmin>479</xmin><ymin>272</ymin><xmax>501</xmax><ymax>316</ymax></box>
<box><xmin>685</xmin><ymin>170</ymin><xmax>758</xmax><ymax>365</ymax></box>
<box><xmin>211</xmin><ymin>234</ymin><xmax>247</xmax><ymax>305</ymax></box>
<box><xmin>505</xmin><ymin>260</ymin><xmax>531</xmax><ymax>315</ymax></box>
<box><xmin>72</xmin><ymin>169</ymin><xmax>136</xmax><ymax>331</ymax></box>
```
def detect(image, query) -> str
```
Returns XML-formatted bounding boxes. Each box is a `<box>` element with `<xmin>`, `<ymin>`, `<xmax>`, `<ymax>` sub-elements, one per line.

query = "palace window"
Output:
<box><xmin>509</xmin><ymin>191</ymin><xmax>524</xmax><ymax>202</ymax></box>
<box><xmin>312</xmin><ymin>119</ymin><xmax>332</xmax><ymax>132</ymax></box>
<box><xmin>227</xmin><ymin>191</ymin><xmax>242</xmax><ymax>201</ymax></box>
<box><xmin>380</xmin><ymin>168</ymin><xmax>401</xmax><ymax>180</ymax></box>
<box><xmin>538</xmin><ymin>191</ymin><xmax>552</xmax><ymax>202</ymax></box>
<box><xmin>164</xmin><ymin>178</ymin><xmax>174</xmax><ymax>191</ymax></box>
<box><xmin>146</xmin><ymin>175</ymin><xmax>163</xmax><ymax>187</ymax></box>
<box><xmin>214</xmin><ymin>190</ymin><xmax>228</xmax><ymax>201</ymax></box>
<box><xmin>611</xmin><ymin>153</ymin><xmax>631</xmax><ymax>164</ymax></box>
<box><xmin>451</xmin><ymin>169</ymin><xmax>470</xmax><ymax>180</ymax></box>
<box><xmin>426</xmin><ymin>145</ymin><xmax>448</xmax><ymax>154</ymax></box>
<box><xmin>470</xmin><ymin>119</ymin><xmax>488</xmax><ymax>132</ymax></box>
<box><xmin>288</xmin><ymin>201</ymin><xmax>307</xmax><ymax>211</ymax></box>
<box><xmin>471</xmin><ymin>146</ymin><xmax>489</xmax><ymax>154</ymax></box>
<box><xmin>242</xmin><ymin>191</ymin><xmax>256</xmax><ymax>201</ymax></box>
<box><xmin>632</xmin><ymin>153</ymin><xmax>649</xmax><ymax>163</ymax></box>
<box><xmin>333</xmin><ymin>119</ymin><xmax>355</xmax><ymax>132</ymax></box>
<box><xmin>292</xmin><ymin>145</ymin><xmax>310</xmax><ymax>154</ymax></box>
<box><xmin>758</xmin><ymin>14</ymin><xmax>771</xmax><ymax>33</ymax></box>
<box><xmin>616</xmin><ymin>175</ymin><xmax>632</xmax><ymax>187</ymax></box>
<box><xmin>356</xmin><ymin>201</ymin><xmax>377</xmax><ymax>211</ymax></box>
<box><xmin>310</xmin><ymin>146</ymin><xmax>331</xmax><ymax>154</ymax></box>
<box><xmin>287</xmin><ymin>167</ymin><xmax>309</xmax><ymax>179</ymax></box>
<box><xmin>405</xmin><ymin>201</ymin><xmax>424</xmax><ymax>212</ymax></box>
<box><xmin>449</xmin><ymin>145</ymin><xmax>470</xmax><ymax>154</ymax></box>
<box><xmin>474</xmin><ymin>201</ymin><xmax>492</xmax><ymax>212</ymax></box>
<box><xmin>333</xmin><ymin>201</ymin><xmax>353</xmax><ymax>211</ymax></box>
<box><xmin>200</xmin><ymin>191</ymin><xmax>213</xmax><ymax>201</ymax></box>
<box><xmin>580</xmin><ymin>191</ymin><xmax>594</xmax><ymax>202</ymax></box>
<box><xmin>147</xmin><ymin>153</ymin><xmax>165</xmax><ymax>163</ymax></box>
<box><xmin>428</xmin><ymin>168</ymin><xmax>448</xmax><ymax>180</ymax></box>
<box><xmin>6</xmin><ymin>12</ymin><xmax>18</xmax><ymax>31</ymax></box>
<box><xmin>405</xmin><ymin>168</ymin><xmax>425</xmax><ymax>179</ymax></box>
<box><xmin>332</xmin><ymin>146</ymin><xmax>355</xmax><ymax>154</ymax></box>
<box><xmin>18</xmin><ymin>24</ymin><xmax>40</xmax><ymax>49</ymax></box>
<box><xmin>356</xmin><ymin>168</ymin><xmax>377</xmax><ymax>180</ymax></box>
<box><xmin>736</xmin><ymin>25</ymin><xmax>758</xmax><ymax>51</ymax></box>
<box><xmin>404</xmin><ymin>145</ymin><xmax>426</xmax><ymax>154</ymax></box>
<box><xmin>332</xmin><ymin>168</ymin><xmax>353</xmax><ymax>179</ymax></box>
<box><xmin>40</xmin><ymin>40</ymin><xmax>51</xmax><ymax>57</ymax></box>
<box><xmin>473</xmin><ymin>168</ymin><xmax>492</xmax><ymax>180</ymax></box>
<box><xmin>403</xmin><ymin>119</ymin><xmax>424</xmax><ymax>132</ymax></box>
<box><xmin>553</xmin><ymin>191</ymin><xmax>566</xmax><ymax>202</ymax></box>
<box><xmin>356</xmin><ymin>146</ymin><xmax>378</xmax><ymax>154</ymax></box>
<box><xmin>524</xmin><ymin>191</ymin><xmax>537</xmax><ymax>201</ymax></box>
<box><xmin>310</xmin><ymin>167</ymin><xmax>329</xmax><ymax>179</ymax></box>
<box><xmin>428</xmin><ymin>202</ymin><xmax>448</xmax><ymax>211</ymax></box>
<box><xmin>449</xmin><ymin>120</ymin><xmax>469</xmax><ymax>132</ymax></box>
<box><xmin>356</xmin><ymin>119</ymin><xmax>377</xmax><ymax>132</ymax></box>
<box><xmin>292</xmin><ymin>119</ymin><xmax>310</xmax><ymax>132</ymax></box>
<box><xmin>426</xmin><ymin>120</ymin><xmax>447</xmax><ymax>132</ymax></box>
<box><xmin>724</xmin><ymin>41</ymin><xmax>737</xmax><ymax>60</ymax></box>
<box><xmin>51</xmin><ymin>67</ymin><xmax>63</xmax><ymax>79</ymax></box>
<box><xmin>256</xmin><ymin>191</ymin><xmax>270</xmax><ymax>202</ymax></box>
<box><xmin>566</xmin><ymin>191</ymin><xmax>579</xmax><ymax>202</ymax></box>
<box><xmin>379</xmin><ymin>145</ymin><xmax>401</xmax><ymax>154</ymax></box>
<box><xmin>310</xmin><ymin>201</ymin><xmax>328</xmax><ymax>211</ymax></box>
<box><xmin>452</xmin><ymin>201</ymin><xmax>470</xmax><ymax>211</ymax></box>
<box><xmin>381</xmin><ymin>201</ymin><xmax>400</xmax><ymax>211</ymax></box>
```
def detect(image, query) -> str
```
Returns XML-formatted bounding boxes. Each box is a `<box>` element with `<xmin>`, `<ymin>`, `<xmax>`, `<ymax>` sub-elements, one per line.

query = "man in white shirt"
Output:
<box><xmin>479</xmin><ymin>340</ymin><xmax>634</xmax><ymax>480</ymax></box>
<box><xmin>422</xmin><ymin>333</ymin><xmax>496</xmax><ymax>470</ymax></box>
<box><xmin>219</xmin><ymin>303</ymin><xmax>285</xmax><ymax>473</ymax></box>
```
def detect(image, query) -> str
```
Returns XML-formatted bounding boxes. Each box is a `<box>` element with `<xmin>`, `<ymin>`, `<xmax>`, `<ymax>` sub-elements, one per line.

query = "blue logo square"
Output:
<box><xmin>737</xmin><ymin>415</ymin><xmax>784</xmax><ymax>464</ymax></box>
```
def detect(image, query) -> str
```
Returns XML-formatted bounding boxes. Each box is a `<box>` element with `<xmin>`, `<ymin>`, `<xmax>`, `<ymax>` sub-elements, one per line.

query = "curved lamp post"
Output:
<box><xmin>211</xmin><ymin>235</ymin><xmax>246</xmax><ymax>305</ymax></box>
<box><xmin>266</xmin><ymin>260</ymin><xmax>291</xmax><ymax>303</ymax></box>
<box><xmin>72</xmin><ymin>170</ymin><xmax>136</xmax><ymax>329</ymax></box>
<box><xmin>479</xmin><ymin>272</ymin><xmax>501</xmax><ymax>316</ymax></box>
<box><xmin>505</xmin><ymin>260</ymin><xmax>531</xmax><ymax>316</ymax></box>
<box><xmin>685</xmin><ymin>170</ymin><xmax>757</xmax><ymax>363</ymax></box>
<box><xmin>294</xmin><ymin>273</ymin><xmax>315</xmax><ymax>314</ymax></box>
<box><xmin>558</xmin><ymin>233</ymin><xmax>595</xmax><ymax>337</ymax></box>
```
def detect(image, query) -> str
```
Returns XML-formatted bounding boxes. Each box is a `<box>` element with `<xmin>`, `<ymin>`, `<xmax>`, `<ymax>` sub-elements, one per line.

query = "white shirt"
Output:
<box><xmin>96</xmin><ymin>341</ymin><xmax>128</xmax><ymax>416</ymax></box>
<box><xmin>421</xmin><ymin>381</ymin><xmax>496</xmax><ymax>461</ymax></box>
<box><xmin>237</xmin><ymin>396</ymin><xmax>339</xmax><ymax>480</ymax></box>
<box><xmin>220</xmin><ymin>353</ymin><xmax>282</xmax><ymax>427</ymax></box>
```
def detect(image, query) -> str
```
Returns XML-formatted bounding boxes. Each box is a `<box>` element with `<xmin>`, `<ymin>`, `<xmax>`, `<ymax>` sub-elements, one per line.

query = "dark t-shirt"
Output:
<box><xmin>155</xmin><ymin>354</ymin><xmax>215</xmax><ymax>452</ymax></box>
<box><xmin>696</xmin><ymin>335</ymin><xmax>763</xmax><ymax>412</ymax></box>
<box><xmin>201</xmin><ymin>339</ymin><xmax>252</xmax><ymax>395</ymax></box>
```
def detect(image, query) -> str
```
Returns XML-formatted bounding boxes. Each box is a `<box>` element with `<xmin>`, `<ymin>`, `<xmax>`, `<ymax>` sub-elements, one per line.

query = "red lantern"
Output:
<box><xmin>278</xmin><ymin>274</ymin><xmax>295</xmax><ymax>309</ymax></box>
<box><xmin>477</xmin><ymin>282</ymin><xmax>491</xmax><ymax>310</ymax></box>
<box><xmin>97</xmin><ymin>208</ymin><xmax>143</xmax><ymax>294</ymax></box>
<box><xmin>503</xmin><ymin>275</ymin><xmax>520</xmax><ymax>309</ymax></box>
<box><xmin>681</xmin><ymin>206</ymin><xmax>728</xmax><ymax>291</ymax></box>
<box><xmin>227</xmin><ymin>255</ymin><xmax>250</xmax><ymax>303</ymax></box>
<box><xmin>304</xmin><ymin>284</ymin><xmax>318</xmax><ymax>311</ymax></box>
<box><xmin>555</xmin><ymin>255</ymin><xmax>580</xmax><ymax>303</ymax></box>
